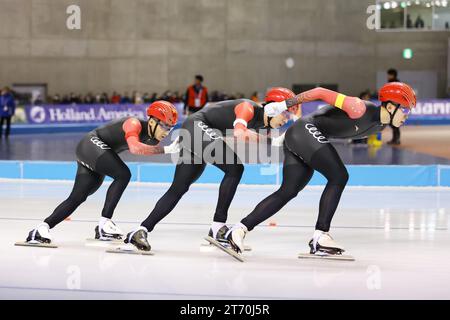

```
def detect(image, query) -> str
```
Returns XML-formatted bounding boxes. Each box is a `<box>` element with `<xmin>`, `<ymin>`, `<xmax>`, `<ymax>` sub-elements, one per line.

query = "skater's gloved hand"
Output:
<box><xmin>271</xmin><ymin>132</ymin><xmax>285</xmax><ymax>147</ymax></box>
<box><xmin>127</xmin><ymin>136</ymin><xmax>163</xmax><ymax>155</ymax></box>
<box><xmin>164</xmin><ymin>136</ymin><xmax>181</xmax><ymax>154</ymax></box>
<box><xmin>264</xmin><ymin>101</ymin><xmax>287</xmax><ymax>117</ymax></box>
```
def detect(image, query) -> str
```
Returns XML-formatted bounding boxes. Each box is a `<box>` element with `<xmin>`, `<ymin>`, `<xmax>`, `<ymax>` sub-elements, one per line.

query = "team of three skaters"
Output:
<box><xmin>25</xmin><ymin>82</ymin><xmax>417</xmax><ymax>257</ymax></box>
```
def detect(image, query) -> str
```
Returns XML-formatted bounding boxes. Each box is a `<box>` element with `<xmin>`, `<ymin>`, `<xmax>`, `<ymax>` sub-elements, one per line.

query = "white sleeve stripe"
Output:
<box><xmin>233</xmin><ymin>119</ymin><xmax>248</xmax><ymax>128</ymax></box>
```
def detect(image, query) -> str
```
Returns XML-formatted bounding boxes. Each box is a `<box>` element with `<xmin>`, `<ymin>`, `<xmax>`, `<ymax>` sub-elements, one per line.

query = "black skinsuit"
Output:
<box><xmin>141</xmin><ymin>99</ymin><xmax>268</xmax><ymax>232</ymax></box>
<box><xmin>241</xmin><ymin>101</ymin><xmax>386</xmax><ymax>232</ymax></box>
<box><xmin>45</xmin><ymin>118</ymin><xmax>158</xmax><ymax>228</ymax></box>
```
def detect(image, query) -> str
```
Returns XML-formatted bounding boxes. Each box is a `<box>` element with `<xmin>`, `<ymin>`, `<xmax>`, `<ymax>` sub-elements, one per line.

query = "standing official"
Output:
<box><xmin>184</xmin><ymin>75</ymin><xmax>209</xmax><ymax>115</ymax></box>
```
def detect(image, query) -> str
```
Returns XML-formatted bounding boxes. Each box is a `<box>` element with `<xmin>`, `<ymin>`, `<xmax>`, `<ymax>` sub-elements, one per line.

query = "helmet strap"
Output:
<box><xmin>383</xmin><ymin>102</ymin><xmax>400</xmax><ymax>126</ymax></box>
<box><xmin>148</xmin><ymin>117</ymin><xmax>159</xmax><ymax>139</ymax></box>
<box><xmin>267</xmin><ymin>116</ymin><xmax>274</xmax><ymax>129</ymax></box>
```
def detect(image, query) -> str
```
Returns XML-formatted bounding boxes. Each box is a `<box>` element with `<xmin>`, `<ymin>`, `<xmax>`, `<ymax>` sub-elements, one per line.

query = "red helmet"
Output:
<box><xmin>265</xmin><ymin>87</ymin><xmax>299</xmax><ymax>114</ymax></box>
<box><xmin>147</xmin><ymin>100</ymin><xmax>178</xmax><ymax>126</ymax></box>
<box><xmin>378</xmin><ymin>82</ymin><xmax>416</xmax><ymax>109</ymax></box>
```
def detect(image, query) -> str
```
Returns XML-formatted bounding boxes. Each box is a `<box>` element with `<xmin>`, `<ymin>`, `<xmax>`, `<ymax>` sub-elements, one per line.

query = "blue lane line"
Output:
<box><xmin>0</xmin><ymin>285</ymin><xmax>291</xmax><ymax>300</ymax></box>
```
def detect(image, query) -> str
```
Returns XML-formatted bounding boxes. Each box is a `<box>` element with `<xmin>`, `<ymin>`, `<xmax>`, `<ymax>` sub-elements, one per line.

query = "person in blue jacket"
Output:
<box><xmin>0</xmin><ymin>87</ymin><xmax>16</xmax><ymax>139</ymax></box>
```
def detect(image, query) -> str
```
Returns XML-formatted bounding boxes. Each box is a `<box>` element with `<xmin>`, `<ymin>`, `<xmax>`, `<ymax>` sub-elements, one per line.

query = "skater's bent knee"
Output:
<box><xmin>114</xmin><ymin>168</ymin><xmax>132</xmax><ymax>182</ymax></box>
<box><xmin>169</xmin><ymin>183</ymin><xmax>190</xmax><ymax>196</ymax></box>
<box><xmin>277</xmin><ymin>187</ymin><xmax>300</xmax><ymax>201</ymax></box>
<box><xmin>224</xmin><ymin>164</ymin><xmax>244</xmax><ymax>177</ymax></box>
<box><xmin>332</xmin><ymin>169</ymin><xmax>349</xmax><ymax>186</ymax></box>
<box><xmin>68</xmin><ymin>193</ymin><xmax>88</xmax><ymax>204</ymax></box>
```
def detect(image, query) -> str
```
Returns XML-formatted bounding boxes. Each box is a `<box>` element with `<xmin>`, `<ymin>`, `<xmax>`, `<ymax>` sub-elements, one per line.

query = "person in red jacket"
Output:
<box><xmin>23</xmin><ymin>101</ymin><xmax>180</xmax><ymax>246</ymax></box>
<box><xmin>184</xmin><ymin>75</ymin><xmax>209</xmax><ymax>115</ymax></box>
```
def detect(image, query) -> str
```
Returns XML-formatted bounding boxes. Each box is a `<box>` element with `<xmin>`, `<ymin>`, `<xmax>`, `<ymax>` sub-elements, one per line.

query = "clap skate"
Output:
<box><xmin>106</xmin><ymin>228</ymin><xmax>153</xmax><ymax>256</ymax></box>
<box><xmin>202</xmin><ymin>225</ymin><xmax>252</xmax><ymax>251</ymax></box>
<box><xmin>298</xmin><ymin>230</ymin><xmax>354</xmax><ymax>261</ymax></box>
<box><xmin>204</xmin><ymin>224</ymin><xmax>247</xmax><ymax>262</ymax></box>
<box><xmin>16</xmin><ymin>223</ymin><xmax>57</xmax><ymax>248</ymax></box>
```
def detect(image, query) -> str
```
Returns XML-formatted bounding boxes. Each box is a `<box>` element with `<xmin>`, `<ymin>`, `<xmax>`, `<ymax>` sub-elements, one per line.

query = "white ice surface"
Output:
<box><xmin>0</xmin><ymin>180</ymin><xmax>449</xmax><ymax>299</ymax></box>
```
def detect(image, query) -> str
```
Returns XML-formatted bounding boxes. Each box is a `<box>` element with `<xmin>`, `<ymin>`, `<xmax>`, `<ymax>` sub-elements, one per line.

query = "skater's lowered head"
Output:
<box><xmin>264</xmin><ymin>87</ymin><xmax>301</xmax><ymax>128</ymax></box>
<box><xmin>378</xmin><ymin>82</ymin><xmax>416</xmax><ymax>128</ymax></box>
<box><xmin>147</xmin><ymin>100</ymin><xmax>178</xmax><ymax>141</ymax></box>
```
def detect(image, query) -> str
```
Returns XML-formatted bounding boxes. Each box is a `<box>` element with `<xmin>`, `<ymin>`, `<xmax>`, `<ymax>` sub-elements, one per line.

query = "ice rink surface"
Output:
<box><xmin>1</xmin><ymin>180</ymin><xmax>449</xmax><ymax>300</ymax></box>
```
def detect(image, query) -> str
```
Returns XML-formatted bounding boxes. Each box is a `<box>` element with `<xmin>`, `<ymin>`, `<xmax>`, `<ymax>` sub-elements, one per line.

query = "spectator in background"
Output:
<box><xmin>101</xmin><ymin>92</ymin><xmax>109</xmax><ymax>104</ymax></box>
<box><xmin>251</xmin><ymin>91</ymin><xmax>259</xmax><ymax>103</ymax></box>
<box><xmin>142</xmin><ymin>92</ymin><xmax>151</xmax><ymax>103</ymax></box>
<box><xmin>120</xmin><ymin>92</ymin><xmax>131</xmax><ymax>104</ymax></box>
<box><xmin>160</xmin><ymin>90</ymin><xmax>170</xmax><ymax>101</ymax></box>
<box><xmin>34</xmin><ymin>94</ymin><xmax>44</xmax><ymax>105</ymax></box>
<box><xmin>168</xmin><ymin>91</ymin><xmax>181</xmax><ymax>103</ymax></box>
<box><xmin>406</xmin><ymin>14</ymin><xmax>413</xmax><ymax>29</ymax></box>
<box><xmin>172</xmin><ymin>91</ymin><xmax>182</xmax><ymax>103</ymax></box>
<box><xmin>84</xmin><ymin>92</ymin><xmax>95</xmax><ymax>104</ymax></box>
<box><xmin>184</xmin><ymin>74</ymin><xmax>208</xmax><ymax>115</ymax></box>
<box><xmin>0</xmin><ymin>87</ymin><xmax>16</xmax><ymax>139</ymax></box>
<box><xmin>415</xmin><ymin>15</ymin><xmax>424</xmax><ymax>28</ymax></box>
<box><xmin>69</xmin><ymin>92</ymin><xmax>80</xmax><ymax>104</ymax></box>
<box><xmin>111</xmin><ymin>91</ymin><xmax>121</xmax><ymax>104</ymax></box>
<box><xmin>359</xmin><ymin>90</ymin><xmax>371</xmax><ymax>101</ymax></box>
<box><xmin>386</xmin><ymin>68</ymin><xmax>401</xmax><ymax>145</ymax></box>
<box><xmin>61</xmin><ymin>94</ymin><xmax>70</xmax><ymax>104</ymax></box>
<box><xmin>95</xmin><ymin>93</ymin><xmax>102</xmax><ymax>103</ymax></box>
<box><xmin>52</xmin><ymin>94</ymin><xmax>61</xmax><ymax>104</ymax></box>
<box><xmin>150</xmin><ymin>93</ymin><xmax>158</xmax><ymax>103</ymax></box>
<box><xmin>134</xmin><ymin>92</ymin><xmax>143</xmax><ymax>105</ymax></box>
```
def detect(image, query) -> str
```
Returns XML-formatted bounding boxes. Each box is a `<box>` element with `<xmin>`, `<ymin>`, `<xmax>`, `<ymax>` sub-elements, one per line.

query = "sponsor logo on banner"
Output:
<box><xmin>411</xmin><ymin>101</ymin><xmax>450</xmax><ymax>116</ymax></box>
<box><xmin>29</xmin><ymin>106</ymin><xmax>46</xmax><ymax>123</ymax></box>
<box><xmin>24</xmin><ymin>103</ymin><xmax>183</xmax><ymax>124</ymax></box>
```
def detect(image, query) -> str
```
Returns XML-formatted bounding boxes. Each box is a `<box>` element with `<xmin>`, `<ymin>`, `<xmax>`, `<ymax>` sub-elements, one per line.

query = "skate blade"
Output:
<box><xmin>106</xmin><ymin>245</ymin><xmax>154</xmax><ymax>256</ymax></box>
<box><xmin>298</xmin><ymin>253</ymin><xmax>355</xmax><ymax>261</ymax></box>
<box><xmin>204</xmin><ymin>236</ymin><xmax>244</xmax><ymax>262</ymax></box>
<box><xmin>15</xmin><ymin>241</ymin><xmax>58</xmax><ymax>249</ymax></box>
<box><xmin>201</xmin><ymin>241</ymin><xmax>252</xmax><ymax>252</ymax></box>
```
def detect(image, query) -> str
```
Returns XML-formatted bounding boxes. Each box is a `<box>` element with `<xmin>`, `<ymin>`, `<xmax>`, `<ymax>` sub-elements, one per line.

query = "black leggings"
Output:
<box><xmin>44</xmin><ymin>151</ymin><xmax>131</xmax><ymax>229</ymax></box>
<box><xmin>141</xmin><ymin>159</ymin><xmax>244</xmax><ymax>232</ymax></box>
<box><xmin>141</xmin><ymin>117</ymin><xmax>245</xmax><ymax>232</ymax></box>
<box><xmin>0</xmin><ymin>116</ymin><xmax>11</xmax><ymax>137</ymax></box>
<box><xmin>241</xmin><ymin>144</ymin><xmax>349</xmax><ymax>232</ymax></box>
